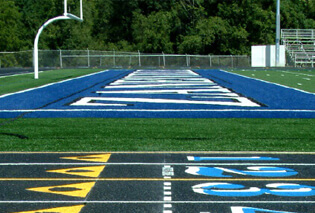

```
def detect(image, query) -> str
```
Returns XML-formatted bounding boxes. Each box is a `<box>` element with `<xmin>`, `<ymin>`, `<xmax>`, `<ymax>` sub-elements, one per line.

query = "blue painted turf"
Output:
<box><xmin>0</xmin><ymin>69</ymin><xmax>314</xmax><ymax>118</ymax></box>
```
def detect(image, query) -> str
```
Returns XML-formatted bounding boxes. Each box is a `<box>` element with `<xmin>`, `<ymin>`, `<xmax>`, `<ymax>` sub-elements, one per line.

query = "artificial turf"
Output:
<box><xmin>228</xmin><ymin>68</ymin><xmax>315</xmax><ymax>93</ymax></box>
<box><xmin>0</xmin><ymin>68</ymin><xmax>103</xmax><ymax>96</ymax></box>
<box><xmin>0</xmin><ymin>118</ymin><xmax>314</xmax><ymax>152</ymax></box>
<box><xmin>0</xmin><ymin>68</ymin><xmax>314</xmax><ymax>152</ymax></box>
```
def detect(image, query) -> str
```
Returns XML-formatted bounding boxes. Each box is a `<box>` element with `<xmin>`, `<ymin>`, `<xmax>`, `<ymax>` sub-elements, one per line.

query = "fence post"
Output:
<box><xmin>59</xmin><ymin>49</ymin><xmax>63</xmax><ymax>68</ymax></box>
<box><xmin>186</xmin><ymin>54</ymin><xmax>189</xmax><ymax>67</ymax></box>
<box><xmin>138</xmin><ymin>50</ymin><xmax>141</xmax><ymax>67</ymax></box>
<box><xmin>231</xmin><ymin>55</ymin><xmax>233</xmax><ymax>68</ymax></box>
<box><xmin>87</xmin><ymin>48</ymin><xmax>90</xmax><ymax>67</ymax></box>
<box><xmin>113</xmin><ymin>49</ymin><xmax>116</xmax><ymax>67</ymax></box>
<box><xmin>249</xmin><ymin>56</ymin><xmax>251</xmax><ymax>67</ymax></box>
<box><xmin>209</xmin><ymin>55</ymin><xmax>212</xmax><ymax>67</ymax></box>
<box><xmin>162</xmin><ymin>52</ymin><xmax>166</xmax><ymax>67</ymax></box>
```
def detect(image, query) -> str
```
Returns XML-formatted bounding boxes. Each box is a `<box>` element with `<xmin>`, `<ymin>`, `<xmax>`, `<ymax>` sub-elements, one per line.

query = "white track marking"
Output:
<box><xmin>0</xmin><ymin>163</ymin><xmax>314</xmax><ymax>166</ymax></box>
<box><xmin>0</xmin><ymin>201</ymin><xmax>314</xmax><ymax>204</ymax></box>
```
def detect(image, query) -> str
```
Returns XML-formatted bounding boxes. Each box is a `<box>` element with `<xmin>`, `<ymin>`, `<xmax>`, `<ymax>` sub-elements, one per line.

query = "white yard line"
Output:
<box><xmin>279</xmin><ymin>70</ymin><xmax>314</xmax><ymax>77</ymax></box>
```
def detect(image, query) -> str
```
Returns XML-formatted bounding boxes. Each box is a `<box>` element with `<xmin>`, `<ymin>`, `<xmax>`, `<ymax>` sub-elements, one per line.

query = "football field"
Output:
<box><xmin>0</xmin><ymin>68</ymin><xmax>314</xmax><ymax>152</ymax></box>
<box><xmin>0</xmin><ymin>69</ymin><xmax>314</xmax><ymax>118</ymax></box>
<box><xmin>0</xmin><ymin>69</ymin><xmax>314</xmax><ymax>212</ymax></box>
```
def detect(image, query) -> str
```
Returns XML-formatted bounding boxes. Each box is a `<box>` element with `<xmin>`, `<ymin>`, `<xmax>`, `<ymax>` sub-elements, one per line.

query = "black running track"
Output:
<box><xmin>0</xmin><ymin>152</ymin><xmax>314</xmax><ymax>213</ymax></box>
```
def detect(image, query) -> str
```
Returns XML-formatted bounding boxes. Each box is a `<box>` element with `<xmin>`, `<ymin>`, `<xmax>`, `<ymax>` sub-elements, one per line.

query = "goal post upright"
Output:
<box><xmin>34</xmin><ymin>0</ymin><xmax>83</xmax><ymax>79</ymax></box>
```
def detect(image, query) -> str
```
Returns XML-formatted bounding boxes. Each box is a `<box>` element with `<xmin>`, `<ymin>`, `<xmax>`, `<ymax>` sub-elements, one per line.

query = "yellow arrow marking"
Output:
<box><xmin>46</xmin><ymin>165</ymin><xmax>106</xmax><ymax>177</ymax></box>
<box><xmin>12</xmin><ymin>204</ymin><xmax>84</xmax><ymax>213</ymax></box>
<box><xmin>61</xmin><ymin>154</ymin><xmax>111</xmax><ymax>163</ymax></box>
<box><xmin>26</xmin><ymin>182</ymin><xmax>96</xmax><ymax>198</ymax></box>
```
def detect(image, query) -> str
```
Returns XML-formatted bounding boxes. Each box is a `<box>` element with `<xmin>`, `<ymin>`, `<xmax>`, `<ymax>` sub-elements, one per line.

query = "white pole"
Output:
<box><xmin>64</xmin><ymin>0</ymin><xmax>67</xmax><ymax>15</ymax></box>
<box><xmin>34</xmin><ymin>16</ymin><xmax>71</xmax><ymax>79</ymax></box>
<box><xmin>276</xmin><ymin>0</ymin><xmax>280</xmax><ymax>67</ymax></box>
<box><xmin>33</xmin><ymin>0</ymin><xmax>83</xmax><ymax>79</ymax></box>
<box><xmin>80</xmin><ymin>0</ymin><xmax>83</xmax><ymax>20</ymax></box>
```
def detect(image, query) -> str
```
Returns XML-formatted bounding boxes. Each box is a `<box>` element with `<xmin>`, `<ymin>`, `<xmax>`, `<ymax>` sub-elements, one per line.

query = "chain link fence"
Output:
<box><xmin>0</xmin><ymin>50</ymin><xmax>251</xmax><ymax>75</ymax></box>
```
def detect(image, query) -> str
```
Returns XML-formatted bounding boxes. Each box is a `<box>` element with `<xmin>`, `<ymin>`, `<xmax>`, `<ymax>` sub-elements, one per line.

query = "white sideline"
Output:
<box><xmin>0</xmin><ymin>70</ymin><xmax>109</xmax><ymax>99</ymax></box>
<box><xmin>221</xmin><ymin>69</ymin><xmax>315</xmax><ymax>95</ymax></box>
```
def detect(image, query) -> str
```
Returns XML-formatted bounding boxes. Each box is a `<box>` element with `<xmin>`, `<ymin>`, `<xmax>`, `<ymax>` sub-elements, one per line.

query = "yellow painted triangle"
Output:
<box><xmin>26</xmin><ymin>182</ymin><xmax>96</xmax><ymax>198</ymax></box>
<box><xmin>46</xmin><ymin>165</ymin><xmax>106</xmax><ymax>177</ymax></box>
<box><xmin>13</xmin><ymin>205</ymin><xmax>84</xmax><ymax>213</ymax></box>
<box><xmin>61</xmin><ymin>154</ymin><xmax>111</xmax><ymax>163</ymax></box>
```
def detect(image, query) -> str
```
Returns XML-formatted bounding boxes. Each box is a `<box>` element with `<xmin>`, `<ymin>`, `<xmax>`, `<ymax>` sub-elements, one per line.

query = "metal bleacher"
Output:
<box><xmin>281</xmin><ymin>29</ymin><xmax>315</xmax><ymax>67</ymax></box>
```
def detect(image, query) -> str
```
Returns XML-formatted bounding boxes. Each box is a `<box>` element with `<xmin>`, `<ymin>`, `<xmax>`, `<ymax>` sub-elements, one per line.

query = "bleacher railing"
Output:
<box><xmin>281</xmin><ymin>29</ymin><xmax>315</xmax><ymax>40</ymax></box>
<box><xmin>281</xmin><ymin>29</ymin><xmax>315</xmax><ymax>67</ymax></box>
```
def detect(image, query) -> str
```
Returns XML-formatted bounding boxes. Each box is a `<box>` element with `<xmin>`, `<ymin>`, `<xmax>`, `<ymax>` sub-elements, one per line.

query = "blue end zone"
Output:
<box><xmin>0</xmin><ymin>69</ymin><xmax>314</xmax><ymax>118</ymax></box>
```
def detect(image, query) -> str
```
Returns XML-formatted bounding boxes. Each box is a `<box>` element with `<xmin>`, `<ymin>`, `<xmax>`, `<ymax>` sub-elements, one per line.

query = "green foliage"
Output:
<box><xmin>0</xmin><ymin>0</ymin><xmax>23</xmax><ymax>51</ymax></box>
<box><xmin>1</xmin><ymin>0</ymin><xmax>315</xmax><ymax>55</ymax></box>
<box><xmin>132</xmin><ymin>11</ymin><xmax>174</xmax><ymax>53</ymax></box>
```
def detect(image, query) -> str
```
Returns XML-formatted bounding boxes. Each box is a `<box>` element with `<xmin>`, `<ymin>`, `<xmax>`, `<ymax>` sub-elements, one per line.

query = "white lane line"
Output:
<box><xmin>0</xmin><ymin>163</ymin><xmax>315</xmax><ymax>166</ymax></box>
<box><xmin>1</xmin><ymin>151</ymin><xmax>314</xmax><ymax>154</ymax></box>
<box><xmin>0</xmin><ymin>201</ymin><xmax>314</xmax><ymax>204</ymax></box>
<box><xmin>163</xmin><ymin>167</ymin><xmax>173</xmax><ymax>213</ymax></box>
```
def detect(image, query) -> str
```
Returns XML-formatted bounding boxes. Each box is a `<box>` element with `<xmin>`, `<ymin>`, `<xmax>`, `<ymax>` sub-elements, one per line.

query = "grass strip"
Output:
<box><xmin>0</xmin><ymin>118</ymin><xmax>314</xmax><ymax>152</ymax></box>
<box><xmin>0</xmin><ymin>68</ymin><xmax>103</xmax><ymax>96</ymax></box>
<box><xmin>227</xmin><ymin>69</ymin><xmax>315</xmax><ymax>93</ymax></box>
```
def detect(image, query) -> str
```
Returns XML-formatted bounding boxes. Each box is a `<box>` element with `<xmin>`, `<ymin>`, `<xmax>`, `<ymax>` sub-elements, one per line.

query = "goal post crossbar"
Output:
<box><xmin>34</xmin><ymin>0</ymin><xmax>83</xmax><ymax>79</ymax></box>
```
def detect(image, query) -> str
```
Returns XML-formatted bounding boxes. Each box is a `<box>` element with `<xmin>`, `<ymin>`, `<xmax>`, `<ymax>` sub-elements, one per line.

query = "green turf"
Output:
<box><xmin>0</xmin><ymin>118</ymin><xmax>314</xmax><ymax>152</ymax></box>
<box><xmin>227</xmin><ymin>68</ymin><xmax>315</xmax><ymax>93</ymax></box>
<box><xmin>0</xmin><ymin>68</ymin><xmax>314</xmax><ymax>152</ymax></box>
<box><xmin>0</xmin><ymin>68</ymin><xmax>103</xmax><ymax>96</ymax></box>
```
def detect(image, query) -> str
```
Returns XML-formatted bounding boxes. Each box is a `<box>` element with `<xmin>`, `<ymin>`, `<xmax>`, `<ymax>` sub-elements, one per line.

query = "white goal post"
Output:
<box><xmin>33</xmin><ymin>0</ymin><xmax>83</xmax><ymax>79</ymax></box>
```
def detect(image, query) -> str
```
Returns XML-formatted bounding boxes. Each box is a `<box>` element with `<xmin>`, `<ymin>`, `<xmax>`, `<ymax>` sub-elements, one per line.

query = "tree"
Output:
<box><xmin>132</xmin><ymin>11</ymin><xmax>174</xmax><ymax>53</ymax></box>
<box><xmin>0</xmin><ymin>0</ymin><xmax>22</xmax><ymax>51</ymax></box>
<box><xmin>3</xmin><ymin>0</ymin><xmax>315</xmax><ymax>54</ymax></box>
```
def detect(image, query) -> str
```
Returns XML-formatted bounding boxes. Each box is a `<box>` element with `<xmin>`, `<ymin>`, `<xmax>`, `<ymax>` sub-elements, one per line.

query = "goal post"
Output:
<box><xmin>33</xmin><ymin>0</ymin><xmax>83</xmax><ymax>79</ymax></box>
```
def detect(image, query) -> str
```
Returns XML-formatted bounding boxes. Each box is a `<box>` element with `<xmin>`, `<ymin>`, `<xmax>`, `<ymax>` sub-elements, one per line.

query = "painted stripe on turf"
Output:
<box><xmin>0</xmin><ymin>70</ymin><xmax>109</xmax><ymax>99</ymax></box>
<box><xmin>1</xmin><ymin>109</ymin><xmax>315</xmax><ymax>113</ymax></box>
<box><xmin>221</xmin><ymin>69</ymin><xmax>315</xmax><ymax>95</ymax></box>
